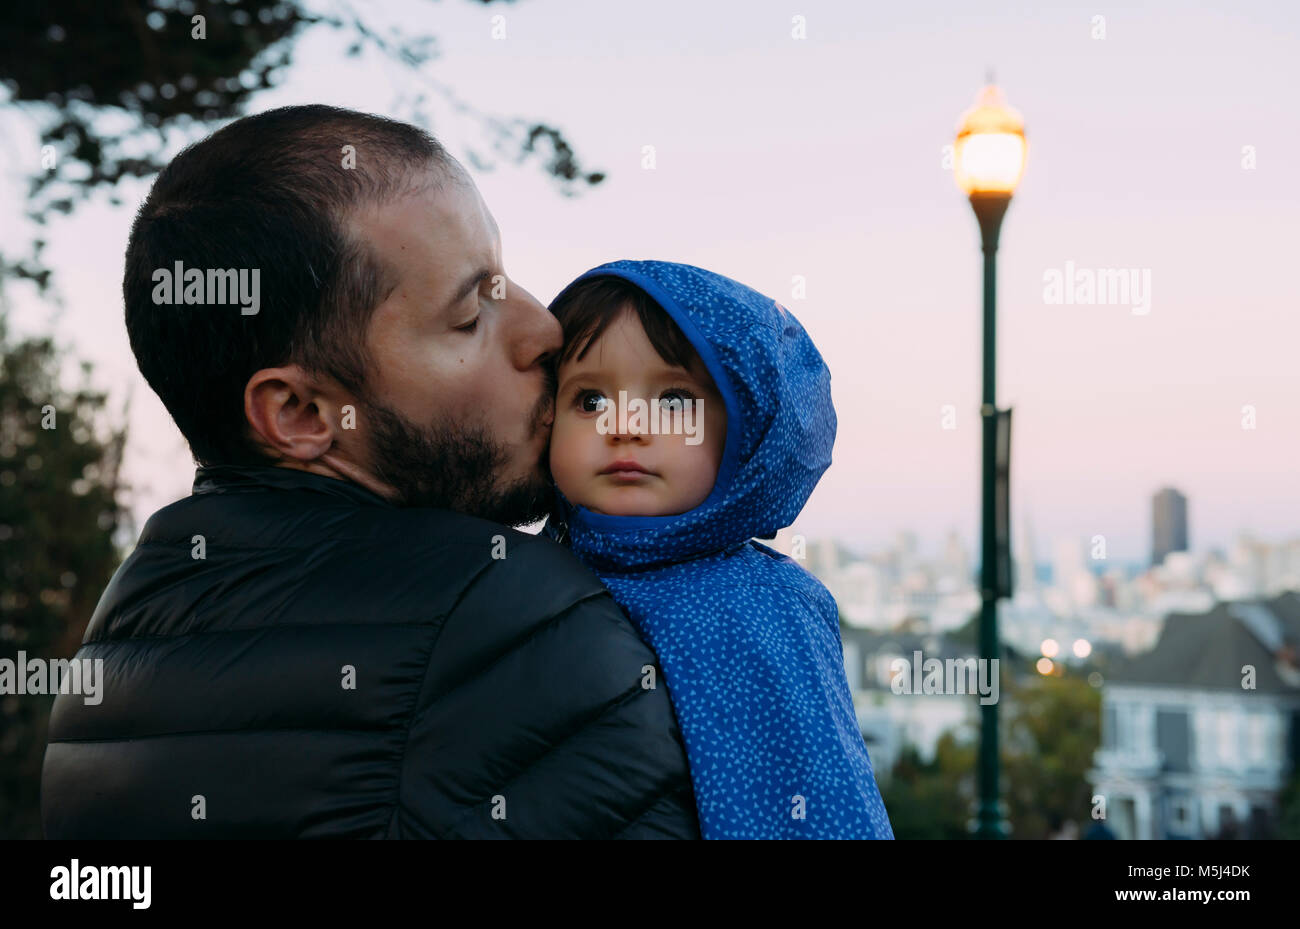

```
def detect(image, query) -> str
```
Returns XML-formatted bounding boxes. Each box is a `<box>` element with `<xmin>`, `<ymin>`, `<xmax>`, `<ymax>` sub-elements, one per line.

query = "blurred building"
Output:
<box><xmin>838</xmin><ymin>626</ymin><xmax>985</xmax><ymax>781</ymax></box>
<box><xmin>769</xmin><ymin>523</ymin><xmax>1300</xmax><ymax>809</ymax></box>
<box><xmin>1087</xmin><ymin>591</ymin><xmax>1300</xmax><ymax>839</ymax></box>
<box><xmin>1151</xmin><ymin>487</ymin><xmax>1189</xmax><ymax>568</ymax></box>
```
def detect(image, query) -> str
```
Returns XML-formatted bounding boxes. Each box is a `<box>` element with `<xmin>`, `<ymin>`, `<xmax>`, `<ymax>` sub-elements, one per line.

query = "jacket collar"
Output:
<box><xmin>192</xmin><ymin>464</ymin><xmax>393</xmax><ymax>508</ymax></box>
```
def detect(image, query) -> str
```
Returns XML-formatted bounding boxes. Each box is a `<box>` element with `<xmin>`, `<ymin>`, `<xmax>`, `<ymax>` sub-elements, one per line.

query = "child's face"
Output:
<box><xmin>550</xmin><ymin>305</ymin><xmax>726</xmax><ymax>517</ymax></box>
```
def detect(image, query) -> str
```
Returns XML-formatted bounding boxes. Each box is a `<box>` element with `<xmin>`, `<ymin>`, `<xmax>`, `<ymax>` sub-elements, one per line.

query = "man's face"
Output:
<box><xmin>349</xmin><ymin>170</ymin><xmax>561</xmax><ymax>525</ymax></box>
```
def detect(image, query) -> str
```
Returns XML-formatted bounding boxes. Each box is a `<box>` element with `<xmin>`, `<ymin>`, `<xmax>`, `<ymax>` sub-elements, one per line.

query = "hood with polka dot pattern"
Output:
<box><xmin>543</xmin><ymin>260</ymin><xmax>894</xmax><ymax>839</ymax></box>
<box><xmin>544</xmin><ymin>259</ymin><xmax>835</xmax><ymax>571</ymax></box>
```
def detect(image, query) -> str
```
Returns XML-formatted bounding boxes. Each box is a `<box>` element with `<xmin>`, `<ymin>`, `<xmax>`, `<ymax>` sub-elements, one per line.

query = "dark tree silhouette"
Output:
<box><xmin>0</xmin><ymin>310</ymin><xmax>128</xmax><ymax>839</ymax></box>
<box><xmin>0</xmin><ymin>0</ymin><xmax>605</xmax><ymax>295</ymax></box>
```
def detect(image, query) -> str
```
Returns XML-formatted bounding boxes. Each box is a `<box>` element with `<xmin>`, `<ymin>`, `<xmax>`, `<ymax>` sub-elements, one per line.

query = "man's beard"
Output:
<box><xmin>357</xmin><ymin>389</ymin><xmax>555</xmax><ymax>527</ymax></box>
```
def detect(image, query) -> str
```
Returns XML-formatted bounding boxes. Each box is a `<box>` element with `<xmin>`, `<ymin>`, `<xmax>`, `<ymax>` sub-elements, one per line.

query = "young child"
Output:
<box><xmin>543</xmin><ymin>259</ymin><xmax>894</xmax><ymax>839</ymax></box>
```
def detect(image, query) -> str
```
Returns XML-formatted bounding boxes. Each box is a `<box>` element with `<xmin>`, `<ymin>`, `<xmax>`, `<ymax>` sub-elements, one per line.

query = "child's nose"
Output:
<box><xmin>607</xmin><ymin>430</ymin><xmax>649</xmax><ymax>443</ymax></box>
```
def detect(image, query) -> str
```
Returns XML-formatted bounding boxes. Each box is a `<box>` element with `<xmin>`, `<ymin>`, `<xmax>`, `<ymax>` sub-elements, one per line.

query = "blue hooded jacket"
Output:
<box><xmin>543</xmin><ymin>260</ymin><xmax>894</xmax><ymax>839</ymax></box>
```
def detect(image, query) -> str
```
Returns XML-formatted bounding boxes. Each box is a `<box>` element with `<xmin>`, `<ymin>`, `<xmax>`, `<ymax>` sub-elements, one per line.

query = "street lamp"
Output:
<box><xmin>954</xmin><ymin>79</ymin><xmax>1026</xmax><ymax>840</ymax></box>
<box><xmin>954</xmin><ymin>84</ymin><xmax>1028</xmax><ymax>198</ymax></box>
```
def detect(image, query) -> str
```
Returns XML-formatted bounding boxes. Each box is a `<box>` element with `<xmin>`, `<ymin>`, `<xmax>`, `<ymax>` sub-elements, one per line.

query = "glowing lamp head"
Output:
<box><xmin>954</xmin><ymin>83</ymin><xmax>1027</xmax><ymax>196</ymax></box>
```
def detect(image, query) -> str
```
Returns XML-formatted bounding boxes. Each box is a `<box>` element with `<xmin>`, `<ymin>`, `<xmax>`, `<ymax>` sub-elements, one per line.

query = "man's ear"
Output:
<box><xmin>244</xmin><ymin>365</ymin><xmax>348</xmax><ymax>462</ymax></box>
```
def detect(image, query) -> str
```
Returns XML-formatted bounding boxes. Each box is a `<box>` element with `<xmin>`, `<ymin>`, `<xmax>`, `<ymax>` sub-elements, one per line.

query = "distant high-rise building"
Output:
<box><xmin>1053</xmin><ymin>536</ymin><xmax>1098</xmax><ymax>608</ymax></box>
<box><xmin>1152</xmin><ymin>488</ymin><xmax>1189</xmax><ymax>567</ymax></box>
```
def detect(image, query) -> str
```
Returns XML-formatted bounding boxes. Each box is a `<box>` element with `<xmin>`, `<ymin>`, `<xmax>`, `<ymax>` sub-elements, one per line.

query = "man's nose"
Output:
<box><xmin>505</xmin><ymin>280</ymin><xmax>562</xmax><ymax>371</ymax></box>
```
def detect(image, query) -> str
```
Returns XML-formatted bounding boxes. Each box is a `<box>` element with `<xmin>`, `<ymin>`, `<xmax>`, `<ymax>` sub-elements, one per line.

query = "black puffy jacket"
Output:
<box><xmin>41</xmin><ymin>464</ymin><xmax>700</xmax><ymax>838</ymax></box>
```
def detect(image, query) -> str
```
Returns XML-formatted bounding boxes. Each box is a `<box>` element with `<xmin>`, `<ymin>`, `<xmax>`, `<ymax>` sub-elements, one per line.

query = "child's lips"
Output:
<box><xmin>599</xmin><ymin>460</ymin><xmax>655</xmax><ymax>480</ymax></box>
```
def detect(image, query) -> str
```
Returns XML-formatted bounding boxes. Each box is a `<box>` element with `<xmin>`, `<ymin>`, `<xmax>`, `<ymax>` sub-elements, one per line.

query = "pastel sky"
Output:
<box><xmin>3</xmin><ymin>0</ymin><xmax>1297</xmax><ymax>562</ymax></box>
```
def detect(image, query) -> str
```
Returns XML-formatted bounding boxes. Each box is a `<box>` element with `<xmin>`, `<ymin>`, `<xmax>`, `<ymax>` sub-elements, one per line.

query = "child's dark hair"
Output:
<box><xmin>550</xmin><ymin>276</ymin><xmax>701</xmax><ymax>372</ymax></box>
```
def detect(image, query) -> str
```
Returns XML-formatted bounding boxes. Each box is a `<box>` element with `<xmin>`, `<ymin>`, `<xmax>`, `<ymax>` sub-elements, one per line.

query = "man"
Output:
<box><xmin>40</xmin><ymin>105</ymin><xmax>700</xmax><ymax>838</ymax></box>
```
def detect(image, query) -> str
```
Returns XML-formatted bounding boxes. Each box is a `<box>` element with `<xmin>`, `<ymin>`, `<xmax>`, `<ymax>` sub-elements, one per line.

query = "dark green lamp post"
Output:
<box><xmin>953</xmin><ymin>80</ymin><xmax>1027</xmax><ymax>839</ymax></box>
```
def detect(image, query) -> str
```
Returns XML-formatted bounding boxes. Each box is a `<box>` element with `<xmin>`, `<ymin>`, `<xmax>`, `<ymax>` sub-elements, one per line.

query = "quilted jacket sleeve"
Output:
<box><xmin>390</xmin><ymin>534</ymin><xmax>700</xmax><ymax>839</ymax></box>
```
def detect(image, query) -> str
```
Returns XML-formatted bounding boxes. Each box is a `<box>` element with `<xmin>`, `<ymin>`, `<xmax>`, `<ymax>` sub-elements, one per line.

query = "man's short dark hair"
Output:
<box><xmin>549</xmin><ymin>276</ymin><xmax>701</xmax><ymax>373</ymax></box>
<box><xmin>123</xmin><ymin>104</ymin><xmax>461</xmax><ymax>466</ymax></box>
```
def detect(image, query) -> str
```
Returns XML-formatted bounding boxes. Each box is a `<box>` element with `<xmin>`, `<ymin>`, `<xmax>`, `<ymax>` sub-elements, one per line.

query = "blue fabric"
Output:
<box><xmin>544</xmin><ymin>260</ymin><xmax>894</xmax><ymax>839</ymax></box>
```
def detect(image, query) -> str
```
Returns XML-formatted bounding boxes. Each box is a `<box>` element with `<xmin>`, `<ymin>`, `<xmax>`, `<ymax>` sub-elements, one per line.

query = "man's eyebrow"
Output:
<box><xmin>445</xmin><ymin>268</ymin><xmax>492</xmax><ymax>313</ymax></box>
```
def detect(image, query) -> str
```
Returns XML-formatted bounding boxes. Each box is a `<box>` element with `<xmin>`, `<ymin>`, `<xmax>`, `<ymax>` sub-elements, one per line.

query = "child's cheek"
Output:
<box><xmin>548</xmin><ymin>416</ymin><xmax>585</xmax><ymax>502</ymax></box>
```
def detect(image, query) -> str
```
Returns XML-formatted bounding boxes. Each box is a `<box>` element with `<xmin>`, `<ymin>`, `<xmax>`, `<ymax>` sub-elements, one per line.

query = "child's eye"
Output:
<box><xmin>454</xmin><ymin>316</ymin><xmax>479</xmax><ymax>333</ymax></box>
<box><xmin>658</xmin><ymin>388</ymin><xmax>696</xmax><ymax>412</ymax></box>
<box><xmin>576</xmin><ymin>390</ymin><xmax>609</xmax><ymax>413</ymax></box>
